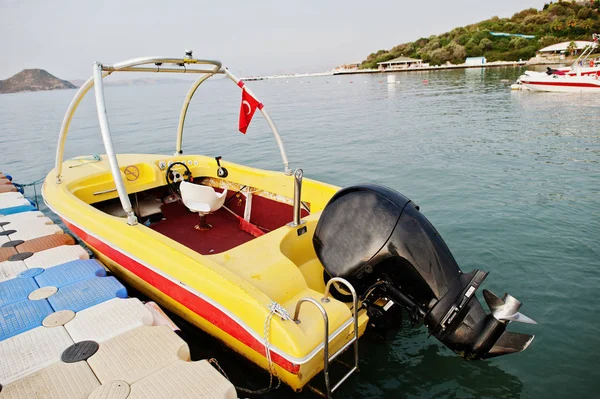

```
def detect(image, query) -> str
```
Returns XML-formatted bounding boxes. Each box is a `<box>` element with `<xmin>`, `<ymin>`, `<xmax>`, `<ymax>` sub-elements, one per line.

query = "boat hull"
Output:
<box><xmin>518</xmin><ymin>71</ymin><xmax>600</xmax><ymax>92</ymax></box>
<box><xmin>43</xmin><ymin>154</ymin><xmax>367</xmax><ymax>391</ymax></box>
<box><xmin>53</xmin><ymin>203</ymin><xmax>365</xmax><ymax>391</ymax></box>
<box><xmin>522</xmin><ymin>82</ymin><xmax>600</xmax><ymax>93</ymax></box>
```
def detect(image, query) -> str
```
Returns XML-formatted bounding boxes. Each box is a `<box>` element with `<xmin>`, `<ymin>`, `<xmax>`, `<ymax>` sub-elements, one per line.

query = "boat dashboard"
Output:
<box><xmin>67</xmin><ymin>156</ymin><xmax>219</xmax><ymax>205</ymax></box>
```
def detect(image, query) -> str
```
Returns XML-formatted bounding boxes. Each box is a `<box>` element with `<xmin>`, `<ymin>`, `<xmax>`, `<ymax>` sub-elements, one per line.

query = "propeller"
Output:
<box><xmin>483</xmin><ymin>289</ymin><xmax>537</xmax><ymax>325</ymax></box>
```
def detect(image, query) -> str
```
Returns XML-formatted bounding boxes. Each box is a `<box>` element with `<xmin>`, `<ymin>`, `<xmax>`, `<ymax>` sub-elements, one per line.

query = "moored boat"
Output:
<box><xmin>518</xmin><ymin>73</ymin><xmax>600</xmax><ymax>92</ymax></box>
<box><xmin>43</xmin><ymin>52</ymin><xmax>536</xmax><ymax>396</ymax></box>
<box><xmin>514</xmin><ymin>34</ymin><xmax>600</xmax><ymax>93</ymax></box>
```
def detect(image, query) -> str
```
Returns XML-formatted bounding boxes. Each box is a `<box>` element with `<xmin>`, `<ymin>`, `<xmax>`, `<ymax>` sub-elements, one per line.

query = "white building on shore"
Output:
<box><xmin>539</xmin><ymin>41</ymin><xmax>595</xmax><ymax>55</ymax></box>
<box><xmin>465</xmin><ymin>56</ymin><xmax>486</xmax><ymax>65</ymax></box>
<box><xmin>377</xmin><ymin>56</ymin><xmax>424</xmax><ymax>70</ymax></box>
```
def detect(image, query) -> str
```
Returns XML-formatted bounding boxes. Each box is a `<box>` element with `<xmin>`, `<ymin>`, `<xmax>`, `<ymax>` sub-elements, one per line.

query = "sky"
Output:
<box><xmin>1</xmin><ymin>0</ymin><xmax>549</xmax><ymax>80</ymax></box>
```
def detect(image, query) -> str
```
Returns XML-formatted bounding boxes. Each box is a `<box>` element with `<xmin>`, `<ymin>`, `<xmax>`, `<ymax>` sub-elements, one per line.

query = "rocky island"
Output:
<box><xmin>0</xmin><ymin>69</ymin><xmax>77</xmax><ymax>94</ymax></box>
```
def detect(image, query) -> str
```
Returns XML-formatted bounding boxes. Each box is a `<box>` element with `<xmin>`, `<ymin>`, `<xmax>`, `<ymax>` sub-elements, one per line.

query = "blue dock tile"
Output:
<box><xmin>48</xmin><ymin>276</ymin><xmax>127</xmax><ymax>313</ymax></box>
<box><xmin>0</xmin><ymin>299</ymin><xmax>54</xmax><ymax>341</ymax></box>
<box><xmin>0</xmin><ymin>204</ymin><xmax>37</xmax><ymax>215</ymax></box>
<box><xmin>34</xmin><ymin>259</ymin><xmax>106</xmax><ymax>288</ymax></box>
<box><xmin>18</xmin><ymin>268</ymin><xmax>45</xmax><ymax>279</ymax></box>
<box><xmin>0</xmin><ymin>277</ymin><xmax>39</xmax><ymax>307</ymax></box>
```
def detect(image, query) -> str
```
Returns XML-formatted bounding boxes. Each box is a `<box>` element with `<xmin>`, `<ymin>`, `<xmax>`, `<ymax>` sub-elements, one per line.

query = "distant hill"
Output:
<box><xmin>361</xmin><ymin>1</ymin><xmax>600</xmax><ymax>68</ymax></box>
<box><xmin>0</xmin><ymin>69</ymin><xmax>77</xmax><ymax>94</ymax></box>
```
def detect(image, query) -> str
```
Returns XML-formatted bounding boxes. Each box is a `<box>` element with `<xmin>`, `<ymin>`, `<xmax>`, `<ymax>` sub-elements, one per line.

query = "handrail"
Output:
<box><xmin>92</xmin><ymin>62</ymin><xmax>137</xmax><ymax>226</ymax></box>
<box><xmin>293</xmin><ymin>298</ymin><xmax>331</xmax><ymax>394</ymax></box>
<box><xmin>54</xmin><ymin>54</ymin><xmax>223</xmax><ymax>182</ymax></box>
<box><xmin>571</xmin><ymin>34</ymin><xmax>599</xmax><ymax>71</ymax></box>
<box><xmin>175</xmin><ymin>73</ymin><xmax>217</xmax><ymax>155</ymax></box>
<box><xmin>288</xmin><ymin>168</ymin><xmax>305</xmax><ymax>227</ymax></box>
<box><xmin>322</xmin><ymin>277</ymin><xmax>358</xmax><ymax>311</ymax></box>
<box><xmin>105</xmin><ymin>67</ymin><xmax>224</xmax><ymax>74</ymax></box>
<box><xmin>294</xmin><ymin>277</ymin><xmax>360</xmax><ymax>398</ymax></box>
<box><xmin>55</xmin><ymin>72</ymin><xmax>110</xmax><ymax>183</ymax></box>
<box><xmin>111</xmin><ymin>56</ymin><xmax>222</xmax><ymax>70</ymax></box>
<box><xmin>322</xmin><ymin>277</ymin><xmax>359</xmax><ymax>393</ymax></box>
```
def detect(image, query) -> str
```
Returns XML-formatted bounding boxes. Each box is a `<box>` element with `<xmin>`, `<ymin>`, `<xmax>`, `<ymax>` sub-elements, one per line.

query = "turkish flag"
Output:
<box><xmin>238</xmin><ymin>87</ymin><xmax>262</xmax><ymax>134</ymax></box>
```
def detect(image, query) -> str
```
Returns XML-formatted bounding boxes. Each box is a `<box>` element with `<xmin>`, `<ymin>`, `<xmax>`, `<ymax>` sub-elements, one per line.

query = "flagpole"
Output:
<box><xmin>223</xmin><ymin>69</ymin><xmax>292</xmax><ymax>175</ymax></box>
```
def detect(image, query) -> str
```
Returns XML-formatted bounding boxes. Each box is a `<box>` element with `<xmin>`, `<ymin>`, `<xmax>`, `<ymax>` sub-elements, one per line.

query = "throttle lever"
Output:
<box><xmin>215</xmin><ymin>156</ymin><xmax>228</xmax><ymax>178</ymax></box>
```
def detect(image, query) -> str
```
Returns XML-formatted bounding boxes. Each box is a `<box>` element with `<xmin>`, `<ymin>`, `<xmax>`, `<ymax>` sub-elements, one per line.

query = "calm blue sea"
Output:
<box><xmin>0</xmin><ymin>67</ymin><xmax>598</xmax><ymax>398</ymax></box>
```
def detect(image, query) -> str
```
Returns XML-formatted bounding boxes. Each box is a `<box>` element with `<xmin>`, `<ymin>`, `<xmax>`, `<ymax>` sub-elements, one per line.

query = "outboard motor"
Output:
<box><xmin>313</xmin><ymin>184</ymin><xmax>535</xmax><ymax>359</ymax></box>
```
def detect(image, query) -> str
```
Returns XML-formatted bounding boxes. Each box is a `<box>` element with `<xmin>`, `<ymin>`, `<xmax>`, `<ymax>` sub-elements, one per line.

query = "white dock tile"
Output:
<box><xmin>0</xmin><ymin>360</ymin><xmax>100</xmax><ymax>399</ymax></box>
<box><xmin>87</xmin><ymin>380</ymin><xmax>130</xmax><ymax>399</ymax></box>
<box><xmin>0</xmin><ymin>260</ymin><xmax>27</xmax><ymax>282</ymax></box>
<box><xmin>0</xmin><ymin>326</ymin><xmax>74</xmax><ymax>385</ymax></box>
<box><xmin>0</xmin><ymin>197</ymin><xmax>30</xmax><ymax>209</ymax></box>
<box><xmin>0</xmin><ymin>192</ymin><xmax>24</xmax><ymax>200</ymax></box>
<box><xmin>24</xmin><ymin>245</ymin><xmax>89</xmax><ymax>269</ymax></box>
<box><xmin>0</xmin><ymin>211</ymin><xmax>45</xmax><ymax>223</ymax></box>
<box><xmin>87</xmin><ymin>325</ymin><xmax>190</xmax><ymax>384</ymax></box>
<box><xmin>128</xmin><ymin>360</ymin><xmax>237</xmax><ymax>399</ymax></box>
<box><xmin>2</xmin><ymin>216</ymin><xmax>54</xmax><ymax>230</ymax></box>
<box><xmin>65</xmin><ymin>298</ymin><xmax>154</xmax><ymax>343</ymax></box>
<box><xmin>8</xmin><ymin>224</ymin><xmax>63</xmax><ymax>241</ymax></box>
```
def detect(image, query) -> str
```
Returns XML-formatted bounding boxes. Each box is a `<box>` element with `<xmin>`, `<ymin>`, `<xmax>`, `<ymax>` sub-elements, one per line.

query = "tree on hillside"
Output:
<box><xmin>465</xmin><ymin>38</ymin><xmax>482</xmax><ymax>56</ymax></box>
<box><xmin>523</xmin><ymin>13</ymin><xmax>549</xmax><ymax>26</ymax></box>
<box><xmin>547</xmin><ymin>3</ymin><xmax>568</xmax><ymax>17</ymax></box>
<box><xmin>577</xmin><ymin>7</ymin><xmax>590</xmax><ymax>19</ymax></box>
<box><xmin>566</xmin><ymin>41</ymin><xmax>577</xmax><ymax>56</ymax></box>
<box><xmin>479</xmin><ymin>38</ymin><xmax>493</xmax><ymax>50</ymax></box>
<box><xmin>512</xmin><ymin>8</ymin><xmax>538</xmax><ymax>21</ymax></box>
<box><xmin>510</xmin><ymin>37</ymin><xmax>529</xmax><ymax>49</ymax></box>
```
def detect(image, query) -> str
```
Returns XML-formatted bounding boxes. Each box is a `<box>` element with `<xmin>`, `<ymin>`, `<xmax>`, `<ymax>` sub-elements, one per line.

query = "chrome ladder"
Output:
<box><xmin>293</xmin><ymin>277</ymin><xmax>360</xmax><ymax>398</ymax></box>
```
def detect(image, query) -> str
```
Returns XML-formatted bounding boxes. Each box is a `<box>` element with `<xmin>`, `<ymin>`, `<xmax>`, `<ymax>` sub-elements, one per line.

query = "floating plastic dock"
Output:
<box><xmin>0</xmin><ymin>175</ymin><xmax>237</xmax><ymax>398</ymax></box>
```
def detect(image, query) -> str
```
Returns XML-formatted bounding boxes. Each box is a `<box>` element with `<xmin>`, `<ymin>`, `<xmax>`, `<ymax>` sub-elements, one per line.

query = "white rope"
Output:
<box><xmin>268</xmin><ymin>301</ymin><xmax>292</xmax><ymax>321</ymax></box>
<box><xmin>263</xmin><ymin>301</ymin><xmax>292</xmax><ymax>391</ymax></box>
<box><xmin>211</xmin><ymin>301</ymin><xmax>291</xmax><ymax>395</ymax></box>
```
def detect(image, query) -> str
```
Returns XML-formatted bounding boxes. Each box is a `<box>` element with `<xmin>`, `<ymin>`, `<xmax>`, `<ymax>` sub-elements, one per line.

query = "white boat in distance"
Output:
<box><xmin>518</xmin><ymin>73</ymin><xmax>600</xmax><ymax>92</ymax></box>
<box><xmin>514</xmin><ymin>34</ymin><xmax>600</xmax><ymax>93</ymax></box>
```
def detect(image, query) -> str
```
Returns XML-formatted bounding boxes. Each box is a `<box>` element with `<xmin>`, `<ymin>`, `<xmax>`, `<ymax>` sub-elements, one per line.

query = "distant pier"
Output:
<box><xmin>240</xmin><ymin>60</ymin><xmax>527</xmax><ymax>81</ymax></box>
<box><xmin>333</xmin><ymin>60</ymin><xmax>527</xmax><ymax>75</ymax></box>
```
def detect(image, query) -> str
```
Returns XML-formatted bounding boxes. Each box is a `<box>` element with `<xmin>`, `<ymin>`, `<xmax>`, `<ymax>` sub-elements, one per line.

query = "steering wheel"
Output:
<box><xmin>165</xmin><ymin>162</ymin><xmax>193</xmax><ymax>193</ymax></box>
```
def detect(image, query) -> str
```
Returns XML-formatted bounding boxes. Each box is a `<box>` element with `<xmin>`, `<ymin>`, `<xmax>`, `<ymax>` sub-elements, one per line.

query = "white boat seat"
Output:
<box><xmin>179</xmin><ymin>182</ymin><xmax>228</xmax><ymax>230</ymax></box>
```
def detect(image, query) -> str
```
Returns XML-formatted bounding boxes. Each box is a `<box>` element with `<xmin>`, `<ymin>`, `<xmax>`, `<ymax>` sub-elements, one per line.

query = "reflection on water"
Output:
<box><xmin>175</xmin><ymin>310</ymin><xmax>524</xmax><ymax>399</ymax></box>
<box><xmin>0</xmin><ymin>66</ymin><xmax>598</xmax><ymax>398</ymax></box>
<box><xmin>511</xmin><ymin>90</ymin><xmax>600</xmax><ymax>112</ymax></box>
<box><xmin>350</xmin><ymin>326</ymin><xmax>523</xmax><ymax>399</ymax></box>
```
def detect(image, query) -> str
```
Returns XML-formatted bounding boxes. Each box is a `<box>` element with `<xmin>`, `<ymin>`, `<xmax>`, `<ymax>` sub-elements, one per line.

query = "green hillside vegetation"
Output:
<box><xmin>361</xmin><ymin>1</ymin><xmax>600</xmax><ymax>68</ymax></box>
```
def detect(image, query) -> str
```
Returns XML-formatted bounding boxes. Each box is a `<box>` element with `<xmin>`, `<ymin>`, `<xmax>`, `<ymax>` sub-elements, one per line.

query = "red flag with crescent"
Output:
<box><xmin>238</xmin><ymin>84</ymin><xmax>262</xmax><ymax>134</ymax></box>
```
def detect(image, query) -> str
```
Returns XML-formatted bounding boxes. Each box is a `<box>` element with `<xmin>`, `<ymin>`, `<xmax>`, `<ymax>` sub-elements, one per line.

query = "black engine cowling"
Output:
<box><xmin>314</xmin><ymin>184</ymin><xmax>535</xmax><ymax>359</ymax></box>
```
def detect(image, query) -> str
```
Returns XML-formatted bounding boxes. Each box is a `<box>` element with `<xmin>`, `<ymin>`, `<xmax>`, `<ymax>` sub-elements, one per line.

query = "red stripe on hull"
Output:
<box><xmin>522</xmin><ymin>80</ymin><xmax>600</xmax><ymax>88</ymax></box>
<box><xmin>62</xmin><ymin>219</ymin><xmax>300</xmax><ymax>374</ymax></box>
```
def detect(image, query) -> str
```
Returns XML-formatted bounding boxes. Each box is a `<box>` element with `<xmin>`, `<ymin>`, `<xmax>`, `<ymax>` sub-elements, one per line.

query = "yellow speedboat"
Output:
<box><xmin>43</xmin><ymin>53</ymin><xmax>535</xmax><ymax>396</ymax></box>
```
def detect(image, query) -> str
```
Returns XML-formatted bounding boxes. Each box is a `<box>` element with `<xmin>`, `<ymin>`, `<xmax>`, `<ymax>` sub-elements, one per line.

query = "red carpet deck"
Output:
<box><xmin>149</xmin><ymin>202</ymin><xmax>254</xmax><ymax>255</ymax></box>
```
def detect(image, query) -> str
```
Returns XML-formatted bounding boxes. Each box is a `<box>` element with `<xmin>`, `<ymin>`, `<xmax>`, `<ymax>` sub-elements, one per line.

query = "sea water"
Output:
<box><xmin>0</xmin><ymin>67</ymin><xmax>598</xmax><ymax>398</ymax></box>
